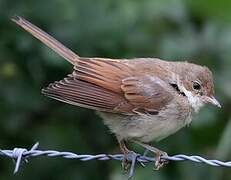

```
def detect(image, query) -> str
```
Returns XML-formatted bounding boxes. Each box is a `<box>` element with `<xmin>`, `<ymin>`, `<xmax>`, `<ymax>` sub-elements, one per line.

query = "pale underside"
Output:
<box><xmin>99</xmin><ymin>105</ymin><xmax>192</xmax><ymax>143</ymax></box>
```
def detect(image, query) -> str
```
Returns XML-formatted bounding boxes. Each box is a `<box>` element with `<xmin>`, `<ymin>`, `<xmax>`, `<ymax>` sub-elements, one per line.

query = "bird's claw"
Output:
<box><xmin>153</xmin><ymin>151</ymin><xmax>168</xmax><ymax>170</ymax></box>
<box><xmin>122</xmin><ymin>156</ymin><xmax>130</xmax><ymax>172</ymax></box>
<box><xmin>121</xmin><ymin>151</ymin><xmax>137</xmax><ymax>171</ymax></box>
<box><xmin>121</xmin><ymin>151</ymin><xmax>139</xmax><ymax>179</ymax></box>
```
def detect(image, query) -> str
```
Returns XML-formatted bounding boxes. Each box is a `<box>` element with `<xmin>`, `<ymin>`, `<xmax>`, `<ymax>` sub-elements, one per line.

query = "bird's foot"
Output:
<box><xmin>118</xmin><ymin>139</ymin><xmax>139</xmax><ymax>175</ymax></box>
<box><xmin>153</xmin><ymin>150</ymin><xmax>168</xmax><ymax>170</ymax></box>
<box><xmin>122</xmin><ymin>150</ymin><xmax>138</xmax><ymax>173</ymax></box>
<box><xmin>132</xmin><ymin>140</ymin><xmax>169</xmax><ymax>170</ymax></box>
<box><xmin>121</xmin><ymin>151</ymin><xmax>130</xmax><ymax>172</ymax></box>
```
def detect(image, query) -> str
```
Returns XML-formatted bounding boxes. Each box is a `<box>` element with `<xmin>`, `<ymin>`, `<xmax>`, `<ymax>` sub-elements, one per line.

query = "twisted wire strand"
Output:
<box><xmin>0</xmin><ymin>142</ymin><xmax>230</xmax><ymax>179</ymax></box>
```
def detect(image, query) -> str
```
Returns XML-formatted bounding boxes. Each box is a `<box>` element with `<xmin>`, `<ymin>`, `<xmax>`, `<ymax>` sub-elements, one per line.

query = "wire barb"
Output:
<box><xmin>0</xmin><ymin>143</ymin><xmax>231</xmax><ymax>178</ymax></box>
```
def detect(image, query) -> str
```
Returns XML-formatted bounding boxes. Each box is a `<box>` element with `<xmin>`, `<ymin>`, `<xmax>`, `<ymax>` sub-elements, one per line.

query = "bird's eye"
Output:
<box><xmin>192</xmin><ymin>81</ymin><xmax>201</xmax><ymax>90</ymax></box>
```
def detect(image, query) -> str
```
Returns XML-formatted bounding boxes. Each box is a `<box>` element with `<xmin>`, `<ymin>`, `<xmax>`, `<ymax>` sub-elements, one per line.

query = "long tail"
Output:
<box><xmin>11</xmin><ymin>16</ymin><xmax>79</xmax><ymax>65</ymax></box>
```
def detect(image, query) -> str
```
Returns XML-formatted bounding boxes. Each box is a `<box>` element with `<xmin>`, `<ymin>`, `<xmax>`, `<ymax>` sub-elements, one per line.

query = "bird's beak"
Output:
<box><xmin>203</xmin><ymin>96</ymin><xmax>221</xmax><ymax>108</ymax></box>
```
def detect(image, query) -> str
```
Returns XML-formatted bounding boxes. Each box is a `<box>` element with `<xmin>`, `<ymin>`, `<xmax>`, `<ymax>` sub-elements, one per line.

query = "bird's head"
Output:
<box><xmin>173</xmin><ymin>62</ymin><xmax>221</xmax><ymax>112</ymax></box>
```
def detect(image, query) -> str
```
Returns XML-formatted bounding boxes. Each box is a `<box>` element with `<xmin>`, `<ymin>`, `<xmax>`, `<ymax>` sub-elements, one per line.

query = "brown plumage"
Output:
<box><xmin>12</xmin><ymin>16</ymin><xmax>220</xmax><ymax>170</ymax></box>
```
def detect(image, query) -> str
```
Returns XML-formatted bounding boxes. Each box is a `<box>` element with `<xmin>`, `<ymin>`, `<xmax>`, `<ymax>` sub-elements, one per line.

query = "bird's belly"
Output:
<box><xmin>99</xmin><ymin>104</ymin><xmax>192</xmax><ymax>142</ymax></box>
<box><xmin>129</xmin><ymin>114</ymin><xmax>190</xmax><ymax>142</ymax></box>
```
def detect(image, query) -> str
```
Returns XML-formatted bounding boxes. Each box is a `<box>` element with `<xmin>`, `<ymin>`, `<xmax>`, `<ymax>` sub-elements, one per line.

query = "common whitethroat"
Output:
<box><xmin>12</xmin><ymin>16</ymin><xmax>221</xmax><ymax>170</ymax></box>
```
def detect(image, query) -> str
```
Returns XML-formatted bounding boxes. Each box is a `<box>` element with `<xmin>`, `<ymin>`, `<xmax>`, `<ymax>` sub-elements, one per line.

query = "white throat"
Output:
<box><xmin>179</xmin><ymin>85</ymin><xmax>204</xmax><ymax>112</ymax></box>
<box><xmin>182</xmin><ymin>89</ymin><xmax>204</xmax><ymax>112</ymax></box>
<box><xmin>174</xmin><ymin>74</ymin><xmax>204</xmax><ymax>112</ymax></box>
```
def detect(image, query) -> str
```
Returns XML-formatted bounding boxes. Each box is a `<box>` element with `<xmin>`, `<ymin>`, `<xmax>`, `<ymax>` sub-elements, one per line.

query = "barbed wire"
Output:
<box><xmin>0</xmin><ymin>142</ymin><xmax>230</xmax><ymax>179</ymax></box>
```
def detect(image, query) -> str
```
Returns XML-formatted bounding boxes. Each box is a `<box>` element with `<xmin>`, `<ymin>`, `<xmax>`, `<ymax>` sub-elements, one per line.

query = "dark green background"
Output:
<box><xmin>0</xmin><ymin>0</ymin><xmax>231</xmax><ymax>179</ymax></box>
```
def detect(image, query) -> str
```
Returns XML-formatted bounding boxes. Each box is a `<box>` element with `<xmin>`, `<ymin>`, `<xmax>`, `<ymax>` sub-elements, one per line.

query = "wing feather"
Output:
<box><xmin>70</xmin><ymin>58</ymin><xmax>173</xmax><ymax>114</ymax></box>
<box><xmin>42</xmin><ymin>75</ymin><xmax>134</xmax><ymax>113</ymax></box>
<box><xmin>121</xmin><ymin>75</ymin><xmax>173</xmax><ymax>113</ymax></box>
<box><xmin>74</xmin><ymin>58</ymin><xmax>133</xmax><ymax>93</ymax></box>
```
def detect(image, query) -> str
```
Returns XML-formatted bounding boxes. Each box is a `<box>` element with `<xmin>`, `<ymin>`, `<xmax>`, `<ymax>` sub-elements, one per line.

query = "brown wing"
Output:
<box><xmin>42</xmin><ymin>58</ymin><xmax>135</xmax><ymax>114</ymax></box>
<box><xmin>121</xmin><ymin>76</ymin><xmax>173</xmax><ymax>114</ymax></box>
<box><xmin>42</xmin><ymin>74</ymin><xmax>134</xmax><ymax>114</ymax></box>
<box><xmin>74</xmin><ymin>58</ymin><xmax>173</xmax><ymax>113</ymax></box>
<box><xmin>43</xmin><ymin>58</ymin><xmax>173</xmax><ymax>115</ymax></box>
<box><xmin>74</xmin><ymin>58</ymin><xmax>133</xmax><ymax>93</ymax></box>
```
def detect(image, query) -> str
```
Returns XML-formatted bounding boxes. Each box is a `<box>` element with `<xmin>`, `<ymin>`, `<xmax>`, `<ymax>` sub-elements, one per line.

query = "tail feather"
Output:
<box><xmin>11</xmin><ymin>16</ymin><xmax>79</xmax><ymax>65</ymax></box>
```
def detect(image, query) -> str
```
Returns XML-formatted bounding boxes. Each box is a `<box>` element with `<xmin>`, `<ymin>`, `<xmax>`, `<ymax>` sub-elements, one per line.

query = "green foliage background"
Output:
<box><xmin>0</xmin><ymin>0</ymin><xmax>231</xmax><ymax>179</ymax></box>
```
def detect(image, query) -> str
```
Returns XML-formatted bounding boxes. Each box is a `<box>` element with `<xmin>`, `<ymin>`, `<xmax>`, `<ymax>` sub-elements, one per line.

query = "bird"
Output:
<box><xmin>12</xmin><ymin>16</ymin><xmax>221</xmax><ymax>170</ymax></box>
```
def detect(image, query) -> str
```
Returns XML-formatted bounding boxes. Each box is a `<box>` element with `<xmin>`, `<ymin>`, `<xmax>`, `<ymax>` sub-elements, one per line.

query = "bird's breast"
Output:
<box><xmin>100</xmin><ymin>98</ymin><xmax>192</xmax><ymax>142</ymax></box>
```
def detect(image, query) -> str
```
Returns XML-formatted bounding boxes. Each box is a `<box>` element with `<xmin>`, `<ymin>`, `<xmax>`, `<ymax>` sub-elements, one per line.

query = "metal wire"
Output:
<box><xmin>0</xmin><ymin>142</ymin><xmax>230</xmax><ymax>179</ymax></box>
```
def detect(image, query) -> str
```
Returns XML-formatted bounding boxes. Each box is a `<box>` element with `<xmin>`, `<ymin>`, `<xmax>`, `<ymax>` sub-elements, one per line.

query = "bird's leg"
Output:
<box><xmin>118</xmin><ymin>139</ymin><xmax>140</xmax><ymax>179</ymax></box>
<box><xmin>118</xmin><ymin>140</ymin><xmax>130</xmax><ymax>171</ymax></box>
<box><xmin>118</xmin><ymin>139</ymin><xmax>138</xmax><ymax>171</ymax></box>
<box><xmin>132</xmin><ymin>140</ymin><xmax>168</xmax><ymax>170</ymax></box>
